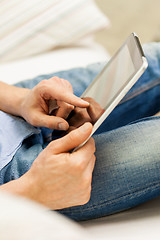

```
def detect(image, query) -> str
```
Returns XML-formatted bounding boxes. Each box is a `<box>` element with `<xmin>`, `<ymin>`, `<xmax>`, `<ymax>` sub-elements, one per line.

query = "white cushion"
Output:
<box><xmin>0</xmin><ymin>0</ymin><xmax>110</xmax><ymax>62</ymax></box>
<box><xmin>0</xmin><ymin>191</ymin><xmax>91</xmax><ymax>240</ymax></box>
<box><xmin>81</xmin><ymin>197</ymin><xmax>160</xmax><ymax>240</ymax></box>
<box><xmin>0</xmin><ymin>39</ymin><xmax>109</xmax><ymax>84</ymax></box>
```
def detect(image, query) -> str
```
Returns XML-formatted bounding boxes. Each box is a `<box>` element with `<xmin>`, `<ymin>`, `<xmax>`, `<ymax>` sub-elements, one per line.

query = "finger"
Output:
<box><xmin>48</xmin><ymin>99</ymin><xmax>59</xmax><ymax>115</ymax></box>
<box><xmin>32</xmin><ymin>112</ymin><xmax>69</xmax><ymax>130</ymax></box>
<box><xmin>68</xmin><ymin>107</ymin><xmax>91</xmax><ymax>128</ymax></box>
<box><xmin>66</xmin><ymin>126</ymin><xmax>77</xmax><ymax>133</ymax></box>
<box><xmin>56</xmin><ymin>100</ymin><xmax>74</xmax><ymax>119</ymax></box>
<box><xmin>40</xmin><ymin>79</ymin><xmax>89</xmax><ymax>108</ymax></box>
<box><xmin>48</xmin><ymin>122</ymin><xmax>93</xmax><ymax>154</ymax></box>
<box><xmin>53</xmin><ymin>91</ymin><xmax>89</xmax><ymax>108</ymax></box>
<box><xmin>71</xmin><ymin>138</ymin><xmax>95</xmax><ymax>165</ymax></box>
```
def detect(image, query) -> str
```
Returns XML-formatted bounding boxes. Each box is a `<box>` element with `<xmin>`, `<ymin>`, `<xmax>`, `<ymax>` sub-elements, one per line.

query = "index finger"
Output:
<box><xmin>58</xmin><ymin>92</ymin><xmax>89</xmax><ymax>108</ymax></box>
<box><xmin>40</xmin><ymin>79</ymin><xmax>89</xmax><ymax>108</ymax></box>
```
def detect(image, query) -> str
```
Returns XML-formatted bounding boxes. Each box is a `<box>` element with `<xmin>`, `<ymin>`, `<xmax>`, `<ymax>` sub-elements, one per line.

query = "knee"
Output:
<box><xmin>143</xmin><ymin>42</ymin><xmax>160</xmax><ymax>80</ymax></box>
<box><xmin>93</xmin><ymin>118</ymin><xmax>160</xmax><ymax>194</ymax></box>
<box><xmin>94</xmin><ymin>117</ymin><xmax>160</xmax><ymax>171</ymax></box>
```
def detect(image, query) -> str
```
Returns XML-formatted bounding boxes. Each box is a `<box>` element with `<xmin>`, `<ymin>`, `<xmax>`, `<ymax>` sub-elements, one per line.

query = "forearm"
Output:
<box><xmin>0</xmin><ymin>81</ymin><xmax>30</xmax><ymax>116</ymax></box>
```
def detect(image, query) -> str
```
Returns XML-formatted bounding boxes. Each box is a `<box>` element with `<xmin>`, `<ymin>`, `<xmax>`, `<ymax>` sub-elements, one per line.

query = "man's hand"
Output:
<box><xmin>0</xmin><ymin>123</ymin><xmax>96</xmax><ymax>209</ymax></box>
<box><xmin>68</xmin><ymin>97</ymin><xmax>105</xmax><ymax>128</ymax></box>
<box><xmin>20</xmin><ymin>77</ymin><xmax>89</xmax><ymax>130</ymax></box>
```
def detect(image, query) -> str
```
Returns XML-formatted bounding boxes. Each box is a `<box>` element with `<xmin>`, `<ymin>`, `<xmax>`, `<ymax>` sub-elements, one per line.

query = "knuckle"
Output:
<box><xmin>47</xmin><ymin>140</ymin><xmax>54</xmax><ymax>150</ymax></box>
<box><xmin>67</xmin><ymin>104</ymin><xmax>74</xmax><ymax>111</ymax></box>
<box><xmin>88</xmin><ymin>138</ymin><xmax>96</xmax><ymax>152</ymax></box>
<box><xmin>64</xmin><ymin>79</ymin><xmax>72</xmax><ymax>87</ymax></box>
<box><xmin>67</xmin><ymin>132</ymin><xmax>75</xmax><ymax>143</ymax></box>
<box><xmin>47</xmin><ymin>140</ymin><xmax>58</xmax><ymax>153</ymax></box>
<box><xmin>48</xmin><ymin>76</ymin><xmax>61</xmax><ymax>85</ymax></box>
<box><xmin>82</xmin><ymin>177</ymin><xmax>91</xmax><ymax>189</ymax></box>
<box><xmin>50</xmin><ymin>76</ymin><xmax>59</xmax><ymax>81</ymax></box>
<box><xmin>39</xmin><ymin>79</ymin><xmax>48</xmax><ymax>88</ymax></box>
<box><xmin>76</xmin><ymin>161</ymin><xmax>85</xmax><ymax>172</ymax></box>
<box><xmin>68</xmin><ymin>130</ymin><xmax>78</xmax><ymax>143</ymax></box>
<box><xmin>64</xmin><ymin>80</ymin><xmax>73</xmax><ymax>93</ymax></box>
<box><xmin>63</xmin><ymin>103</ymin><xmax>74</xmax><ymax>115</ymax></box>
<box><xmin>46</xmin><ymin>121</ymin><xmax>54</xmax><ymax>129</ymax></box>
<box><xmin>35</xmin><ymin>80</ymin><xmax>49</xmax><ymax>93</ymax></box>
<box><xmin>81</xmin><ymin>188</ymin><xmax>91</xmax><ymax>205</ymax></box>
<box><xmin>70</xmin><ymin>160</ymin><xmax>85</xmax><ymax>173</ymax></box>
<box><xmin>30</xmin><ymin>114</ymin><xmax>38</xmax><ymax>126</ymax></box>
<box><xmin>40</xmin><ymin>79</ymin><xmax>48</xmax><ymax>85</ymax></box>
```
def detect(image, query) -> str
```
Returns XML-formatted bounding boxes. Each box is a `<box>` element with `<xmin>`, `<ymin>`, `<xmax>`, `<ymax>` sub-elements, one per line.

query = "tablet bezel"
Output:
<box><xmin>74</xmin><ymin>33</ymin><xmax>148</xmax><ymax>151</ymax></box>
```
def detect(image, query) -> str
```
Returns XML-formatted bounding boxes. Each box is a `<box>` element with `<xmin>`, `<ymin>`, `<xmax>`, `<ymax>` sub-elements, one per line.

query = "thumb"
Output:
<box><xmin>49</xmin><ymin>122</ymin><xmax>93</xmax><ymax>154</ymax></box>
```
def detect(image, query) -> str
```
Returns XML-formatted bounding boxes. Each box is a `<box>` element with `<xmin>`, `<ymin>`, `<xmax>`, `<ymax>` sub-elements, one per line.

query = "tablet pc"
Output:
<box><xmin>73</xmin><ymin>33</ymin><xmax>148</xmax><ymax>150</ymax></box>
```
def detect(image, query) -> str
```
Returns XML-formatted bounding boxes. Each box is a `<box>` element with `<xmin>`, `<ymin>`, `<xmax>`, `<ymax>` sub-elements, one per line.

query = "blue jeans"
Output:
<box><xmin>1</xmin><ymin>42</ymin><xmax>160</xmax><ymax>221</ymax></box>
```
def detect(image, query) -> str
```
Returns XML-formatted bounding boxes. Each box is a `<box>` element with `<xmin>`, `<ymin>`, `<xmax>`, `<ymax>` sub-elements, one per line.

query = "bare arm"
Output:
<box><xmin>0</xmin><ymin>81</ymin><xmax>30</xmax><ymax>116</ymax></box>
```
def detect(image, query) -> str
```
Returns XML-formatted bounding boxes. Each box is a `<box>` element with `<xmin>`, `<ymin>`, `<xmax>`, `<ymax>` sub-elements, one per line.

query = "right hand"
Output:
<box><xmin>19</xmin><ymin>122</ymin><xmax>96</xmax><ymax>209</ymax></box>
<box><xmin>68</xmin><ymin>97</ymin><xmax>105</xmax><ymax>128</ymax></box>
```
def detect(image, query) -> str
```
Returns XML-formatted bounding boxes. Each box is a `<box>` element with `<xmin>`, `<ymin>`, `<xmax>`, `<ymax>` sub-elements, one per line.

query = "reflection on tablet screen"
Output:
<box><xmin>69</xmin><ymin>45</ymin><xmax>135</xmax><ymax>128</ymax></box>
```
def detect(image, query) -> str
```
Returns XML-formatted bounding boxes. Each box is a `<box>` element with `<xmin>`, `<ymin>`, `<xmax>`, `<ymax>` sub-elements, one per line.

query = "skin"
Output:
<box><xmin>0</xmin><ymin>77</ymin><xmax>96</xmax><ymax>209</ymax></box>
<box><xmin>154</xmin><ymin>112</ymin><xmax>160</xmax><ymax>116</ymax></box>
<box><xmin>68</xmin><ymin>97</ymin><xmax>105</xmax><ymax>128</ymax></box>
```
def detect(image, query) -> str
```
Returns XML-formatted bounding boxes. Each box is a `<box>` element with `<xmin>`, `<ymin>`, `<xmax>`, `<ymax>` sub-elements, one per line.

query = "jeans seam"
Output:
<box><xmin>119</xmin><ymin>78</ymin><xmax>160</xmax><ymax>105</ymax></box>
<box><xmin>62</xmin><ymin>182</ymin><xmax>160</xmax><ymax>213</ymax></box>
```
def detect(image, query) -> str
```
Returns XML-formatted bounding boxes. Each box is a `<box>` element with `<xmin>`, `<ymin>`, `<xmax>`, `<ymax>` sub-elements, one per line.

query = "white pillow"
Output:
<box><xmin>0</xmin><ymin>0</ymin><xmax>110</xmax><ymax>62</ymax></box>
<box><xmin>0</xmin><ymin>191</ymin><xmax>92</xmax><ymax>240</ymax></box>
<box><xmin>0</xmin><ymin>39</ymin><xmax>109</xmax><ymax>85</ymax></box>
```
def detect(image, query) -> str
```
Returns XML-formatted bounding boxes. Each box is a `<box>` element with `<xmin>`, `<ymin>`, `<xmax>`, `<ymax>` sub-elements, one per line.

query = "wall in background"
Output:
<box><xmin>95</xmin><ymin>0</ymin><xmax>160</xmax><ymax>54</ymax></box>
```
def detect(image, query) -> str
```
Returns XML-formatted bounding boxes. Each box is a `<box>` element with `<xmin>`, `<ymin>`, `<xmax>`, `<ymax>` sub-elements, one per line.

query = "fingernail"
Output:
<box><xmin>79</xmin><ymin>122</ymin><xmax>90</xmax><ymax>133</ymax></box>
<box><xmin>81</xmin><ymin>99</ymin><xmax>89</xmax><ymax>106</ymax></box>
<box><xmin>58</xmin><ymin>123</ymin><xmax>68</xmax><ymax>130</ymax></box>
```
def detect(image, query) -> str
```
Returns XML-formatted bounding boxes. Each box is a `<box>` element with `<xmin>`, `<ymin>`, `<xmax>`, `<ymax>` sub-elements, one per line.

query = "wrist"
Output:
<box><xmin>0</xmin><ymin>171</ymin><xmax>35</xmax><ymax>201</ymax></box>
<box><xmin>11</xmin><ymin>87</ymin><xmax>30</xmax><ymax>117</ymax></box>
<box><xmin>0</xmin><ymin>82</ymin><xmax>30</xmax><ymax>117</ymax></box>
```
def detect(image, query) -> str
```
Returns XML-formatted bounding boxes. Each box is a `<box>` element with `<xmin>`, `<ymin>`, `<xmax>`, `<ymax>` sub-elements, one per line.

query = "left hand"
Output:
<box><xmin>20</xmin><ymin>77</ymin><xmax>89</xmax><ymax>130</ymax></box>
<box><xmin>0</xmin><ymin>122</ymin><xmax>95</xmax><ymax>209</ymax></box>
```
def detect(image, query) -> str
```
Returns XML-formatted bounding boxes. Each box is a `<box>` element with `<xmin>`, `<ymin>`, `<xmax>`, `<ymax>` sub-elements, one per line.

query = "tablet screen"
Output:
<box><xmin>82</xmin><ymin>45</ymin><xmax>135</xmax><ymax>110</ymax></box>
<box><xmin>68</xmin><ymin>34</ymin><xmax>146</xmax><ymax>132</ymax></box>
<box><xmin>77</xmin><ymin>44</ymin><xmax>136</xmax><ymax>126</ymax></box>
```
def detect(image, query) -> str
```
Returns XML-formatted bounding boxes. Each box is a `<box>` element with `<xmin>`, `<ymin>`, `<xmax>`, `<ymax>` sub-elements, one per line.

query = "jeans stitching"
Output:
<box><xmin>119</xmin><ymin>78</ymin><xmax>160</xmax><ymax>105</ymax></box>
<box><xmin>62</xmin><ymin>182</ymin><xmax>160</xmax><ymax>213</ymax></box>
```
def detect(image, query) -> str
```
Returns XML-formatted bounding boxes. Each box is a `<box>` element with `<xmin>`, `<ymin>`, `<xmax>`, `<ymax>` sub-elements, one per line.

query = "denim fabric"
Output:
<box><xmin>0</xmin><ymin>43</ymin><xmax>160</xmax><ymax>220</ymax></box>
<box><xmin>59</xmin><ymin>116</ymin><xmax>160</xmax><ymax>220</ymax></box>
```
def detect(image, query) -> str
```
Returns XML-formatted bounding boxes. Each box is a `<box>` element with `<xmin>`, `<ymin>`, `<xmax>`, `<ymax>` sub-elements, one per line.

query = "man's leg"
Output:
<box><xmin>56</xmin><ymin>43</ymin><xmax>160</xmax><ymax>220</ymax></box>
<box><xmin>1</xmin><ymin>42</ymin><xmax>160</xmax><ymax>220</ymax></box>
<box><xmin>58</xmin><ymin>116</ymin><xmax>160</xmax><ymax>221</ymax></box>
